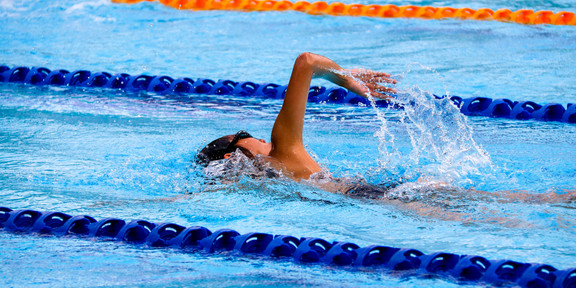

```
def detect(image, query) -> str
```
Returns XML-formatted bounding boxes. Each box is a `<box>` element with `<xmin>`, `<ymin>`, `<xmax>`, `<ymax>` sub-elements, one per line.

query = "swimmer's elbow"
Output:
<box><xmin>294</xmin><ymin>52</ymin><xmax>340</xmax><ymax>81</ymax></box>
<box><xmin>294</xmin><ymin>52</ymin><xmax>316</xmax><ymax>71</ymax></box>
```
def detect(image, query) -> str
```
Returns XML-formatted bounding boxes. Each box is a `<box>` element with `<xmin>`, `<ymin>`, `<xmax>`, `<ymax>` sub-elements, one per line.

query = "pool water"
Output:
<box><xmin>1</xmin><ymin>0</ymin><xmax>576</xmax><ymax>287</ymax></box>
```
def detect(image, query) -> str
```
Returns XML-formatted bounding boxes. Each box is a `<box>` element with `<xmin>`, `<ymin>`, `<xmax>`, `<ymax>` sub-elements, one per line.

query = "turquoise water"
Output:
<box><xmin>1</xmin><ymin>0</ymin><xmax>576</xmax><ymax>287</ymax></box>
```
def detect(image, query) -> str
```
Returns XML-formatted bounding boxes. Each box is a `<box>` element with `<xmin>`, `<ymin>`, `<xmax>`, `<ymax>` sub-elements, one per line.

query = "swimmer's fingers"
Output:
<box><xmin>350</xmin><ymin>69</ymin><xmax>398</xmax><ymax>84</ymax></box>
<box><xmin>364</xmin><ymin>87</ymin><xmax>394</xmax><ymax>101</ymax></box>
<box><xmin>343</xmin><ymin>69</ymin><xmax>397</xmax><ymax>100</ymax></box>
<box><xmin>365</xmin><ymin>73</ymin><xmax>397</xmax><ymax>85</ymax></box>
<box><xmin>354</xmin><ymin>71</ymin><xmax>398</xmax><ymax>97</ymax></box>
<box><xmin>369</xmin><ymin>92</ymin><xmax>394</xmax><ymax>100</ymax></box>
<box><xmin>365</xmin><ymin>82</ymin><xmax>397</xmax><ymax>95</ymax></box>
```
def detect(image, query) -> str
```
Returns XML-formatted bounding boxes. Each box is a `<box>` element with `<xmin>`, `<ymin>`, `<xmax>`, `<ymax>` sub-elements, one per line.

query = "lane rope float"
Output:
<box><xmin>1</xmin><ymin>65</ymin><xmax>575</xmax><ymax>123</ymax></box>
<box><xmin>112</xmin><ymin>0</ymin><xmax>576</xmax><ymax>26</ymax></box>
<box><xmin>1</xmin><ymin>207</ymin><xmax>575</xmax><ymax>288</ymax></box>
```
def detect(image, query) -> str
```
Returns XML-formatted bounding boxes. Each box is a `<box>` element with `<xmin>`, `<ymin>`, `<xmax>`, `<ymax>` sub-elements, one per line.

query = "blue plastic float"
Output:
<box><xmin>1</xmin><ymin>207</ymin><xmax>575</xmax><ymax>287</ymax></box>
<box><xmin>1</xmin><ymin>65</ymin><xmax>574</xmax><ymax>123</ymax></box>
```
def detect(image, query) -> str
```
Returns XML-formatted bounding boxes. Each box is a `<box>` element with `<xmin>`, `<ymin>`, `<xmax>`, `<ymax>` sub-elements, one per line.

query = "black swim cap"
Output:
<box><xmin>196</xmin><ymin>131</ymin><xmax>253</xmax><ymax>166</ymax></box>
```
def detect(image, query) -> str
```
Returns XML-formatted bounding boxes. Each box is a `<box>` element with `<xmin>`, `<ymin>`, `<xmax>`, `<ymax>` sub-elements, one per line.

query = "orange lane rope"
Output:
<box><xmin>112</xmin><ymin>0</ymin><xmax>576</xmax><ymax>26</ymax></box>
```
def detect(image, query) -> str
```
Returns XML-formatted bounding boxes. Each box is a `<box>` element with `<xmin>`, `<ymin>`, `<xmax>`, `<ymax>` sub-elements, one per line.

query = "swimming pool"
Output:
<box><xmin>1</xmin><ymin>0</ymin><xmax>576</xmax><ymax>287</ymax></box>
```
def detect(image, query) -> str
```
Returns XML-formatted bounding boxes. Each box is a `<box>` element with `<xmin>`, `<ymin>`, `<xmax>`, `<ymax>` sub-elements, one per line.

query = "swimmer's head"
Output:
<box><xmin>196</xmin><ymin>130</ymin><xmax>256</xmax><ymax>166</ymax></box>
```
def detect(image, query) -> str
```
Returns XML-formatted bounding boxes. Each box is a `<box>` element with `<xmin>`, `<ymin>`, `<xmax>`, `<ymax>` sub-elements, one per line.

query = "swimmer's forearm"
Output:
<box><xmin>308</xmin><ymin>53</ymin><xmax>350</xmax><ymax>87</ymax></box>
<box><xmin>308</xmin><ymin>53</ymin><xmax>396</xmax><ymax>98</ymax></box>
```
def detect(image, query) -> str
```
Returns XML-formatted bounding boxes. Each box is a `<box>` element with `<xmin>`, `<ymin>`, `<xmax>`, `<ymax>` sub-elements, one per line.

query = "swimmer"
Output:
<box><xmin>195</xmin><ymin>53</ymin><xmax>576</xmax><ymax>206</ymax></box>
<box><xmin>196</xmin><ymin>52</ymin><xmax>397</xmax><ymax>195</ymax></box>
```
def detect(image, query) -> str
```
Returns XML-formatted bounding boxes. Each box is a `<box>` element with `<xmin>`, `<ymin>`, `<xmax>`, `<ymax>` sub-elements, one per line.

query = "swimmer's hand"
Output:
<box><xmin>344</xmin><ymin>69</ymin><xmax>397</xmax><ymax>100</ymax></box>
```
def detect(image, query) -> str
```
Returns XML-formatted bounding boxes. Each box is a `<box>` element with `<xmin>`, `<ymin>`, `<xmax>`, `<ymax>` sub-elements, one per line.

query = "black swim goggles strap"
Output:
<box><xmin>228</xmin><ymin>130</ymin><xmax>253</xmax><ymax>149</ymax></box>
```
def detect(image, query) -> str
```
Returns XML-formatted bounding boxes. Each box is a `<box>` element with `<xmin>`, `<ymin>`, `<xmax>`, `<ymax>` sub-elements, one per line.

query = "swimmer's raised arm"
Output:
<box><xmin>272</xmin><ymin>53</ymin><xmax>396</xmax><ymax>145</ymax></box>
<box><xmin>268</xmin><ymin>53</ymin><xmax>396</xmax><ymax>179</ymax></box>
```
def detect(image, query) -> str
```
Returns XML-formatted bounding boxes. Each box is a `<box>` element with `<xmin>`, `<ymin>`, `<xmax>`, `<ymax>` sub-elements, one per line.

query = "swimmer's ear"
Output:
<box><xmin>224</xmin><ymin>153</ymin><xmax>232</xmax><ymax>159</ymax></box>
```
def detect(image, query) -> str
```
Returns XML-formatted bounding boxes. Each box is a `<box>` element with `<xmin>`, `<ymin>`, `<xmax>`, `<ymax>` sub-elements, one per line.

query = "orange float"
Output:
<box><xmin>551</xmin><ymin>11</ymin><xmax>575</xmax><ymax>25</ymax></box>
<box><xmin>511</xmin><ymin>9</ymin><xmax>535</xmax><ymax>24</ymax></box>
<box><xmin>434</xmin><ymin>7</ymin><xmax>458</xmax><ymax>19</ymax></box>
<box><xmin>291</xmin><ymin>1</ymin><xmax>310</xmax><ymax>12</ymax></box>
<box><xmin>493</xmin><ymin>8</ymin><xmax>513</xmax><ymax>22</ymax></box>
<box><xmin>209</xmin><ymin>0</ymin><xmax>228</xmax><ymax>10</ymax></box>
<box><xmin>419</xmin><ymin>6</ymin><xmax>438</xmax><ymax>19</ymax></box>
<box><xmin>345</xmin><ymin>4</ymin><xmax>365</xmax><ymax>17</ymax></box>
<box><xmin>532</xmin><ymin>11</ymin><xmax>554</xmax><ymax>24</ymax></box>
<box><xmin>222</xmin><ymin>0</ymin><xmax>247</xmax><ymax>10</ymax></box>
<box><xmin>182</xmin><ymin>0</ymin><xmax>212</xmax><ymax>10</ymax></box>
<box><xmin>158</xmin><ymin>0</ymin><xmax>178</xmax><ymax>6</ymax></box>
<box><xmin>273</xmin><ymin>0</ymin><xmax>293</xmax><ymax>11</ymax></box>
<box><xmin>308</xmin><ymin>1</ymin><xmax>329</xmax><ymax>15</ymax></box>
<box><xmin>455</xmin><ymin>8</ymin><xmax>476</xmax><ymax>19</ymax></box>
<box><xmin>255</xmin><ymin>0</ymin><xmax>277</xmax><ymax>10</ymax></box>
<box><xmin>363</xmin><ymin>5</ymin><xmax>382</xmax><ymax>17</ymax></box>
<box><xmin>241</xmin><ymin>0</ymin><xmax>260</xmax><ymax>10</ymax></box>
<box><xmin>326</xmin><ymin>2</ymin><xmax>346</xmax><ymax>15</ymax></box>
<box><xmin>473</xmin><ymin>8</ymin><xmax>494</xmax><ymax>20</ymax></box>
<box><xmin>174</xmin><ymin>0</ymin><xmax>191</xmax><ymax>9</ymax></box>
<box><xmin>380</xmin><ymin>4</ymin><xmax>400</xmax><ymax>18</ymax></box>
<box><xmin>398</xmin><ymin>5</ymin><xmax>420</xmax><ymax>18</ymax></box>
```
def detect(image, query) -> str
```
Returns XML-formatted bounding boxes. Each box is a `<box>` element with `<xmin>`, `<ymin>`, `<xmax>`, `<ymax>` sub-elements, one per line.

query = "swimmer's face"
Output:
<box><xmin>196</xmin><ymin>130</ymin><xmax>272</xmax><ymax>166</ymax></box>
<box><xmin>225</xmin><ymin>137</ymin><xmax>272</xmax><ymax>159</ymax></box>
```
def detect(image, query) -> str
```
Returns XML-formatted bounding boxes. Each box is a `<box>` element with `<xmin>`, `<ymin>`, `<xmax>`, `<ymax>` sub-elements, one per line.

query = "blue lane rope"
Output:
<box><xmin>1</xmin><ymin>65</ymin><xmax>575</xmax><ymax>123</ymax></box>
<box><xmin>1</xmin><ymin>207</ymin><xmax>575</xmax><ymax>287</ymax></box>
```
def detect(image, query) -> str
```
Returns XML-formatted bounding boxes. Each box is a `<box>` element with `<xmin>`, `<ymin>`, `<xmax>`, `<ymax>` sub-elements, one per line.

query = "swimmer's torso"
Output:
<box><xmin>205</xmin><ymin>151</ymin><xmax>393</xmax><ymax>199</ymax></box>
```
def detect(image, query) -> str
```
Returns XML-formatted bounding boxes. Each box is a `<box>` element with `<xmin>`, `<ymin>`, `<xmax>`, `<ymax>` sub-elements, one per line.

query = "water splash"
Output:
<box><xmin>347</xmin><ymin>64</ymin><xmax>494</xmax><ymax>188</ymax></box>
